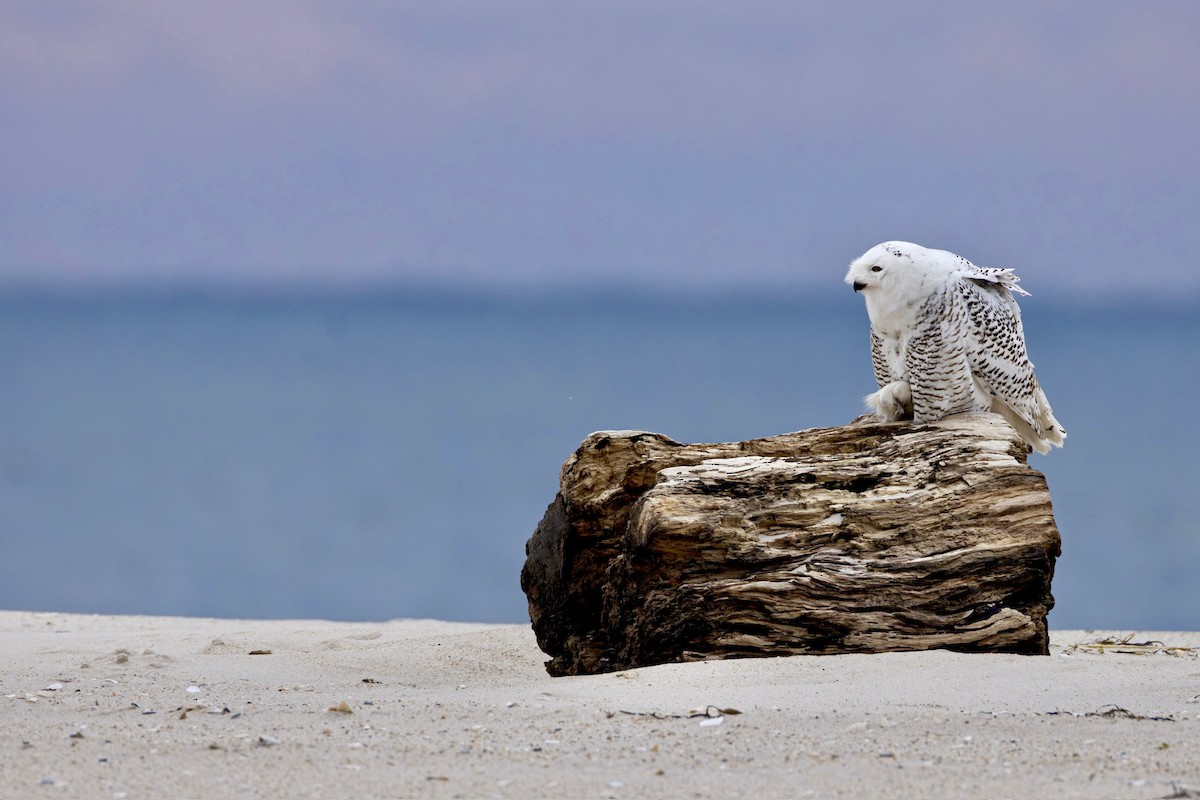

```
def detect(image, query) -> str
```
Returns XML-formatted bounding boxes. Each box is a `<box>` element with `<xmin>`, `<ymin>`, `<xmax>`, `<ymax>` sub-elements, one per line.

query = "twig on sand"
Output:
<box><xmin>606</xmin><ymin>705</ymin><xmax>743</xmax><ymax>721</ymax></box>
<box><xmin>1064</xmin><ymin>633</ymin><xmax>1197</xmax><ymax>658</ymax></box>
<box><xmin>1043</xmin><ymin>704</ymin><xmax>1175</xmax><ymax>722</ymax></box>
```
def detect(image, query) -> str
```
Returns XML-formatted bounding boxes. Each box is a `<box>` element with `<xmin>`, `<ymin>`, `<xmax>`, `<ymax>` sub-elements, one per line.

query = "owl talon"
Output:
<box><xmin>865</xmin><ymin>380</ymin><xmax>913</xmax><ymax>422</ymax></box>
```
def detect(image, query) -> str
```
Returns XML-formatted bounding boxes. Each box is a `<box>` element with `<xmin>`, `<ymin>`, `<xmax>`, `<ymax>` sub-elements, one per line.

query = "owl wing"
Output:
<box><xmin>869</xmin><ymin>327</ymin><xmax>894</xmax><ymax>388</ymax></box>
<box><xmin>956</xmin><ymin>277</ymin><xmax>1050</xmax><ymax>437</ymax></box>
<box><xmin>963</xmin><ymin>265</ymin><xmax>1031</xmax><ymax>296</ymax></box>
<box><xmin>904</xmin><ymin>285</ymin><xmax>978</xmax><ymax>423</ymax></box>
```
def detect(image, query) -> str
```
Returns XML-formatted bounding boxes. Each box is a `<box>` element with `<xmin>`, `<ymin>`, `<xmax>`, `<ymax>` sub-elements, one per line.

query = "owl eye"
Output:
<box><xmin>870</xmin><ymin>265</ymin><xmax>883</xmax><ymax>272</ymax></box>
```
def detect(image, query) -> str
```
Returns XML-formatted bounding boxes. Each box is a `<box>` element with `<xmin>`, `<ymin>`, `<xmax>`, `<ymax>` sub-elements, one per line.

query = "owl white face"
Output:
<box><xmin>843</xmin><ymin>241</ymin><xmax>927</xmax><ymax>295</ymax></box>
<box><xmin>845</xmin><ymin>241</ymin><xmax>950</xmax><ymax>329</ymax></box>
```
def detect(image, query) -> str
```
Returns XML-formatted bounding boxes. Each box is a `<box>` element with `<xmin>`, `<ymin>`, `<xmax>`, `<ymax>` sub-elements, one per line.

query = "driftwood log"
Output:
<box><xmin>521</xmin><ymin>413</ymin><xmax>1061</xmax><ymax>676</ymax></box>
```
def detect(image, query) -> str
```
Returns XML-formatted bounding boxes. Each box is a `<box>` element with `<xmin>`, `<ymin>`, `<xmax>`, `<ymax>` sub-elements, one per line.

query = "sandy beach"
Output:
<box><xmin>2</xmin><ymin>611</ymin><xmax>1198</xmax><ymax>799</ymax></box>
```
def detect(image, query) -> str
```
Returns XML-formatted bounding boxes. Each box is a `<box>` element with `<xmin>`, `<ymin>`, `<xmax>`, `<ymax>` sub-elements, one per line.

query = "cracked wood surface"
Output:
<box><xmin>521</xmin><ymin>413</ymin><xmax>1061</xmax><ymax>676</ymax></box>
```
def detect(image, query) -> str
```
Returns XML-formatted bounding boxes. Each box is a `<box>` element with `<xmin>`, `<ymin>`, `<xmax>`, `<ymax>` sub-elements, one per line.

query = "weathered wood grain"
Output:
<box><xmin>521</xmin><ymin>413</ymin><xmax>1061</xmax><ymax>676</ymax></box>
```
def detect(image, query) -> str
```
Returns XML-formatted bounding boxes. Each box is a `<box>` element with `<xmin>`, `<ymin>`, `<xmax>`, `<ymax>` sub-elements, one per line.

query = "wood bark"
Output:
<box><xmin>521</xmin><ymin>413</ymin><xmax>1061</xmax><ymax>676</ymax></box>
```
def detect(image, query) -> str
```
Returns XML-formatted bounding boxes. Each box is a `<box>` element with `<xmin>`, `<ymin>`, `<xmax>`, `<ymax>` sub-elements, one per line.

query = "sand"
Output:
<box><xmin>2</xmin><ymin>611</ymin><xmax>1198</xmax><ymax>799</ymax></box>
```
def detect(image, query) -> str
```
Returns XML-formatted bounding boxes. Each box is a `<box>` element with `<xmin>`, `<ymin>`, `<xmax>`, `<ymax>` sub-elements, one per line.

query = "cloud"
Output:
<box><xmin>7</xmin><ymin>2</ymin><xmax>1197</xmax><ymax>150</ymax></box>
<box><xmin>1</xmin><ymin>2</ymin><xmax>1198</xmax><ymax>293</ymax></box>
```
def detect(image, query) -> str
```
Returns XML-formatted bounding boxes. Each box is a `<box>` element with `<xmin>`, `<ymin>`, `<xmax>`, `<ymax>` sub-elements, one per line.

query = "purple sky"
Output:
<box><xmin>3</xmin><ymin>2</ymin><xmax>1199</xmax><ymax>296</ymax></box>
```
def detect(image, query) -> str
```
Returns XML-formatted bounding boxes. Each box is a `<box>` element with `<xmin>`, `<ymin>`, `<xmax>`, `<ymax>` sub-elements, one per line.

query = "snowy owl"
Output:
<box><xmin>844</xmin><ymin>241</ymin><xmax>1066</xmax><ymax>454</ymax></box>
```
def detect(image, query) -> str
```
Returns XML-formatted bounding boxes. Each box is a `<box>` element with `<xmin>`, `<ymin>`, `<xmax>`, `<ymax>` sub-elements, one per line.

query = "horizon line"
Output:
<box><xmin>0</xmin><ymin>279</ymin><xmax>1196</xmax><ymax>315</ymax></box>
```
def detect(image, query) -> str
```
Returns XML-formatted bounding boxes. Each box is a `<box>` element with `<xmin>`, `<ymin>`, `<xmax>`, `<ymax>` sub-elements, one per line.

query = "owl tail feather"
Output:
<box><xmin>991</xmin><ymin>388</ymin><xmax>1066</xmax><ymax>455</ymax></box>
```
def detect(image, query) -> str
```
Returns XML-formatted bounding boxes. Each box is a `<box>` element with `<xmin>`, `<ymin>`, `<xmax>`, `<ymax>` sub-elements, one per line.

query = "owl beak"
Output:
<box><xmin>852</xmin><ymin>281</ymin><xmax>867</xmax><ymax>292</ymax></box>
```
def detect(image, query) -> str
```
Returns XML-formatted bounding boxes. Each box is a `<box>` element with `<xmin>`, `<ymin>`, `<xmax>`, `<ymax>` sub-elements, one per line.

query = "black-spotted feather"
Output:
<box><xmin>904</xmin><ymin>285</ymin><xmax>978</xmax><ymax>423</ymax></box>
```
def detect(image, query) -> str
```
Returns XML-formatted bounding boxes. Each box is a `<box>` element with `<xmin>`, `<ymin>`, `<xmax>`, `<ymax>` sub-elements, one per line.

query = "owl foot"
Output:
<box><xmin>865</xmin><ymin>381</ymin><xmax>913</xmax><ymax>422</ymax></box>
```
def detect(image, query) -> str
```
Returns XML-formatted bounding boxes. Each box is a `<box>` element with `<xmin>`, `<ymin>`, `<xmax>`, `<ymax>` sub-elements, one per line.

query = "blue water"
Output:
<box><xmin>0</xmin><ymin>290</ymin><xmax>1196</xmax><ymax>629</ymax></box>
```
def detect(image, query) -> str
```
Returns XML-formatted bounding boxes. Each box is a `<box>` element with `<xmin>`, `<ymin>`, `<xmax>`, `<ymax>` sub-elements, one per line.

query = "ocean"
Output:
<box><xmin>1</xmin><ymin>289</ymin><xmax>1196</xmax><ymax>630</ymax></box>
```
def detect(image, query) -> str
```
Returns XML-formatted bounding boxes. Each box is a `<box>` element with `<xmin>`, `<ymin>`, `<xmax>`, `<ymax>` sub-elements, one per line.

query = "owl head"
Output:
<box><xmin>845</xmin><ymin>241</ymin><xmax>929</xmax><ymax>293</ymax></box>
<box><xmin>844</xmin><ymin>240</ymin><xmax>967</xmax><ymax>310</ymax></box>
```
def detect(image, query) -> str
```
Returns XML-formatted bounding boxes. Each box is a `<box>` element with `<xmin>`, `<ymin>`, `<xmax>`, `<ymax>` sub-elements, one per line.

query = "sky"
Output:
<box><xmin>3</xmin><ymin>2</ymin><xmax>1199</xmax><ymax>298</ymax></box>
